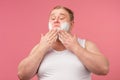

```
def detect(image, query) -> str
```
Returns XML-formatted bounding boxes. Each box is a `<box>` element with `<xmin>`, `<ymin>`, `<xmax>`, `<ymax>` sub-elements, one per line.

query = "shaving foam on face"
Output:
<box><xmin>48</xmin><ymin>22</ymin><xmax>70</xmax><ymax>31</ymax></box>
<box><xmin>48</xmin><ymin>22</ymin><xmax>52</xmax><ymax>30</ymax></box>
<box><xmin>60</xmin><ymin>22</ymin><xmax>70</xmax><ymax>31</ymax></box>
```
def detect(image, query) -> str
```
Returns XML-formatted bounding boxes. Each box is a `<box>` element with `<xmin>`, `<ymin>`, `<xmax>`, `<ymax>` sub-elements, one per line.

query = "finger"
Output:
<box><xmin>48</xmin><ymin>31</ymin><xmax>58</xmax><ymax>41</ymax></box>
<box><xmin>59</xmin><ymin>31</ymin><xmax>67</xmax><ymax>40</ymax></box>
<box><xmin>58</xmin><ymin>35</ymin><xmax>64</xmax><ymax>43</ymax></box>
<box><xmin>73</xmin><ymin>34</ymin><xmax>78</xmax><ymax>40</ymax></box>
<box><xmin>46</xmin><ymin>29</ymin><xmax>57</xmax><ymax>37</ymax></box>
<box><xmin>41</xmin><ymin>34</ymin><xmax>43</xmax><ymax>37</ymax></box>
<box><xmin>59</xmin><ymin>30</ymin><xmax>71</xmax><ymax>41</ymax></box>
<box><xmin>50</xmin><ymin>30</ymin><xmax>58</xmax><ymax>38</ymax></box>
<box><xmin>40</xmin><ymin>34</ymin><xmax>44</xmax><ymax>40</ymax></box>
<box><xmin>58</xmin><ymin>33</ymin><xmax>66</xmax><ymax>43</ymax></box>
<box><xmin>45</xmin><ymin>29</ymin><xmax>52</xmax><ymax>36</ymax></box>
<box><xmin>48</xmin><ymin>35</ymin><xmax>57</xmax><ymax>46</ymax></box>
<box><xmin>64</xmin><ymin>31</ymin><xmax>71</xmax><ymax>37</ymax></box>
<box><xmin>46</xmin><ymin>29</ymin><xmax>58</xmax><ymax>43</ymax></box>
<box><xmin>49</xmin><ymin>34</ymin><xmax>57</xmax><ymax>42</ymax></box>
<box><xmin>52</xmin><ymin>36</ymin><xmax>57</xmax><ymax>42</ymax></box>
<box><xmin>47</xmin><ymin>29</ymin><xmax>58</xmax><ymax>38</ymax></box>
<box><xmin>59</xmin><ymin>31</ymin><xmax>68</xmax><ymax>39</ymax></box>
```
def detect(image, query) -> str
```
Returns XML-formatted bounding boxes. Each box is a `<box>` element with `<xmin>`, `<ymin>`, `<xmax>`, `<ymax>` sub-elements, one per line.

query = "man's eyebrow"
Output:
<box><xmin>50</xmin><ymin>13</ymin><xmax>66</xmax><ymax>16</ymax></box>
<box><xmin>50</xmin><ymin>13</ymin><xmax>54</xmax><ymax>16</ymax></box>
<box><xmin>59</xmin><ymin>13</ymin><xmax>66</xmax><ymax>16</ymax></box>
<box><xmin>50</xmin><ymin>13</ymin><xmax>56</xmax><ymax>17</ymax></box>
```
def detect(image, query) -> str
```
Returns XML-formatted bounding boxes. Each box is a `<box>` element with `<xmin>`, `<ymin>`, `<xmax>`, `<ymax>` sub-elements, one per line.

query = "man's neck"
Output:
<box><xmin>52</xmin><ymin>39</ymin><xmax>66</xmax><ymax>51</ymax></box>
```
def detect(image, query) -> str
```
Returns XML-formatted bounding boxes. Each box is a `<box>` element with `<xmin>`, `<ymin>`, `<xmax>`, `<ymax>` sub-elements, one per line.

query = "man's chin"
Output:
<box><xmin>52</xmin><ymin>27</ymin><xmax>61</xmax><ymax>30</ymax></box>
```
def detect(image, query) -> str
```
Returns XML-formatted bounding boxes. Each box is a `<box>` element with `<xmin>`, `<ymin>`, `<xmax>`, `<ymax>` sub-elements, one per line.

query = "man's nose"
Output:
<box><xmin>54</xmin><ymin>17</ymin><xmax>59</xmax><ymax>23</ymax></box>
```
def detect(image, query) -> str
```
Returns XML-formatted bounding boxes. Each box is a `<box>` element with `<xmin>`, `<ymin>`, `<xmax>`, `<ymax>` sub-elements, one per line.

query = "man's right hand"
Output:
<box><xmin>38</xmin><ymin>29</ymin><xmax>58</xmax><ymax>53</ymax></box>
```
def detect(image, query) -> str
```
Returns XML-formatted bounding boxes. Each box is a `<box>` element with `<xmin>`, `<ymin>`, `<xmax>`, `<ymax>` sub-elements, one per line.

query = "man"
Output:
<box><xmin>18</xmin><ymin>5</ymin><xmax>109</xmax><ymax>80</ymax></box>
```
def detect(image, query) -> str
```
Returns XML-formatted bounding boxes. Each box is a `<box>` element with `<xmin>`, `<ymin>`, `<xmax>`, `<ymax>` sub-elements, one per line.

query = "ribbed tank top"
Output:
<box><xmin>37</xmin><ymin>38</ymin><xmax>91</xmax><ymax>80</ymax></box>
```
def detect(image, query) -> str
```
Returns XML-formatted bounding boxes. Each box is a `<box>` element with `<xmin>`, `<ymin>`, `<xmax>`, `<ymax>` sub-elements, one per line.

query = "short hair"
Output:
<box><xmin>51</xmin><ymin>5</ymin><xmax>74</xmax><ymax>21</ymax></box>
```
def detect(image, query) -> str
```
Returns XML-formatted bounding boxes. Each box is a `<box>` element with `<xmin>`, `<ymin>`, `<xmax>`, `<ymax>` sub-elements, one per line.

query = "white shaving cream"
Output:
<box><xmin>48</xmin><ymin>22</ymin><xmax>70</xmax><ymax>31</ymax></box>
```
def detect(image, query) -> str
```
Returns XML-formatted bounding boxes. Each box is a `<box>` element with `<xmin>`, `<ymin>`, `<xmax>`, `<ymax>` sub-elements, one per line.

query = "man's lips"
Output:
<box><xmin>53</xmin><ymin>24</ymin><xmax>60</xmax><ymax>27</ymax></box>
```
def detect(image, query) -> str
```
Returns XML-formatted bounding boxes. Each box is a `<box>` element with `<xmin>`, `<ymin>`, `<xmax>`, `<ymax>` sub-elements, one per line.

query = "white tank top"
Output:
<box><xmin>37</xmin><ymin>38</ymin><xmax>91</xmax><ymax>80</ymax></box>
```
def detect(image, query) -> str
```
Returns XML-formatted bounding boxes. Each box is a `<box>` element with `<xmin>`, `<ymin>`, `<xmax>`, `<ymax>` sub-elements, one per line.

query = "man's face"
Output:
<box><xmin>49</xmin><ymin>8</ymin><xmax>72</xmax><ymax>31</ymax></box>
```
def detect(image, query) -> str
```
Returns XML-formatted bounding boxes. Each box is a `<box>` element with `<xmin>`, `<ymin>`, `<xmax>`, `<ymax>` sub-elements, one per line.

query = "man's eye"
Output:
<box><xmin>51</xmin><ymin>18</ymin><xmax>55</xmax><ymax>20</ymax></box>
<box><xmin>60</xmin><ymin>16</ymin><xmax>65</xmax><ymax>20</ymax></box>
<box><xmin>60</xmin><ymin>18</ymin><xmax>64</xmax><ymax>20</ymax></box>
<box><xmin>50</xmin><ymin>16</ymin><xmax>56</xmax><ymax>20</ymax></box>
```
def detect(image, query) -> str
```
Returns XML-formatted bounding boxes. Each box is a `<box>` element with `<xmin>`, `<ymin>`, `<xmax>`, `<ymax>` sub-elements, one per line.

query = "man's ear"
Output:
<box><xmin>71</xmin><ymin>21</ymin><xmax>74</xmax><ymax>26</ymax></box>
<box><xmin>70</xmin><ymin>21</ymin><xmax>74</xmax><ymax>31</ymax></box>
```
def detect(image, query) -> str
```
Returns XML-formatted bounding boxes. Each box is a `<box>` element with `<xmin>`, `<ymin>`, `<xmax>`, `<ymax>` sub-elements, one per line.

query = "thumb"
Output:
<box><xmin>41</xmin><ymin>34</ymin><xmax>43</xmax><ymax>38</ymax></box>
<box><xmin>74</xmin><ymin>34</ymin><xmax>77</xmax><ymax>39</ymax></box>
<box><xmin>40</xmin><ymin>34</ymin><xmax>44</xmax><ymax>41</ymax></box>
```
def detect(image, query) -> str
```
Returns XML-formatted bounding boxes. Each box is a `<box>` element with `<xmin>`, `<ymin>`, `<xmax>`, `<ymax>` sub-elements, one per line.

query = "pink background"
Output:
<box><xmin>0</xmin><ymin>0</ymin><xmax>120</xmax><ymax>80</ymax></box>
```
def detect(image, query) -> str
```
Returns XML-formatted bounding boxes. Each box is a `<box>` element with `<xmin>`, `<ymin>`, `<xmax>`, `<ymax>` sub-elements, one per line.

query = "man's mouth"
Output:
<box><xmin>53</xmin><ymin>24</ymin><xmax>60</xmax><ymax>28</ymax></box>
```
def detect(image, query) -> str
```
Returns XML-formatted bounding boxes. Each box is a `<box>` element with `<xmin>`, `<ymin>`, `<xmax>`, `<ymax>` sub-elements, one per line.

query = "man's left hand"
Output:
<box><xmin>58</xmin><ymin>30</ymin><xmax>80</xmax><ymax>52</ymax></box>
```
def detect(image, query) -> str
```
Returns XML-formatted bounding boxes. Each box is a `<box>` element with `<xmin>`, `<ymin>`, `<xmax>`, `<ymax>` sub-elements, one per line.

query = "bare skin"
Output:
<box><xmin>58</xmin><ymin>30</ymin><xmax>109</xmax><ymax>75</ymax></box>
<box><xmin>17</xmin><ymin>30</ymin><xmax>58</xmax><ymax>80</ymax></box>
<box><xmin>17</xmin><ymin>8</ymin><xmax>109</xmax><ymax>80</ymax></box>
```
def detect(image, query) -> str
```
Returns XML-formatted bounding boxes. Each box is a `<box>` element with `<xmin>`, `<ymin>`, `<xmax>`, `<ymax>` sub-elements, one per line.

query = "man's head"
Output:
<box><xmin>48</xmin><ymin>5</ymin><xmax>74</xmax><ymax>32</ymax></box>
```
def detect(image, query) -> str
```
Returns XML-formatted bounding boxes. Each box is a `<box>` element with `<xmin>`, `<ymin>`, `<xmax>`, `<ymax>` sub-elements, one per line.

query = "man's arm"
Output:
<box><xmin>17</xmin><ymin>44</ymin><xmax>46</xmax><ymax>80</ymax></box>
<box><xmin>17</xmin><ymin>30</ymin><xmax>58</xmax><ymax>80</ymax></box>
<box><xmin>73</xmin><ymin>40</ymin><xmax>109</xmax><ymax>75</ymax></box>
<box><xmin>58</xmin><ymin>30</ymin><xmax>109</xmax><ymax>75</ymax></box>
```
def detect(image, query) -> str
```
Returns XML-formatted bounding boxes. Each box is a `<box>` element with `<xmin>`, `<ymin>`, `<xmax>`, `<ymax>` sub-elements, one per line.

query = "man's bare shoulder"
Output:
<box><xmin>85</xmin><ymin>40</ymin><xmax>101</xmax><ymax>54</ymax></box>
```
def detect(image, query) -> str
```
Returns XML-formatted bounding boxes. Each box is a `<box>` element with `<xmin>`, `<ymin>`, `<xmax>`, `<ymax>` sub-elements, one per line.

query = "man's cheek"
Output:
<box><xmin>48</xmin><ymin>22</ymin><xmax>52</xmax><ymax>30</ymax></box>
<box><xmin>60</xmin><ymin>22</ymin><xmax>70</xmax><ymax>31</ymax></box>
<box><xmin>48</xmin><ymin>22</ymin><xmax>61</xmax><ymax>31</ymax></box>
